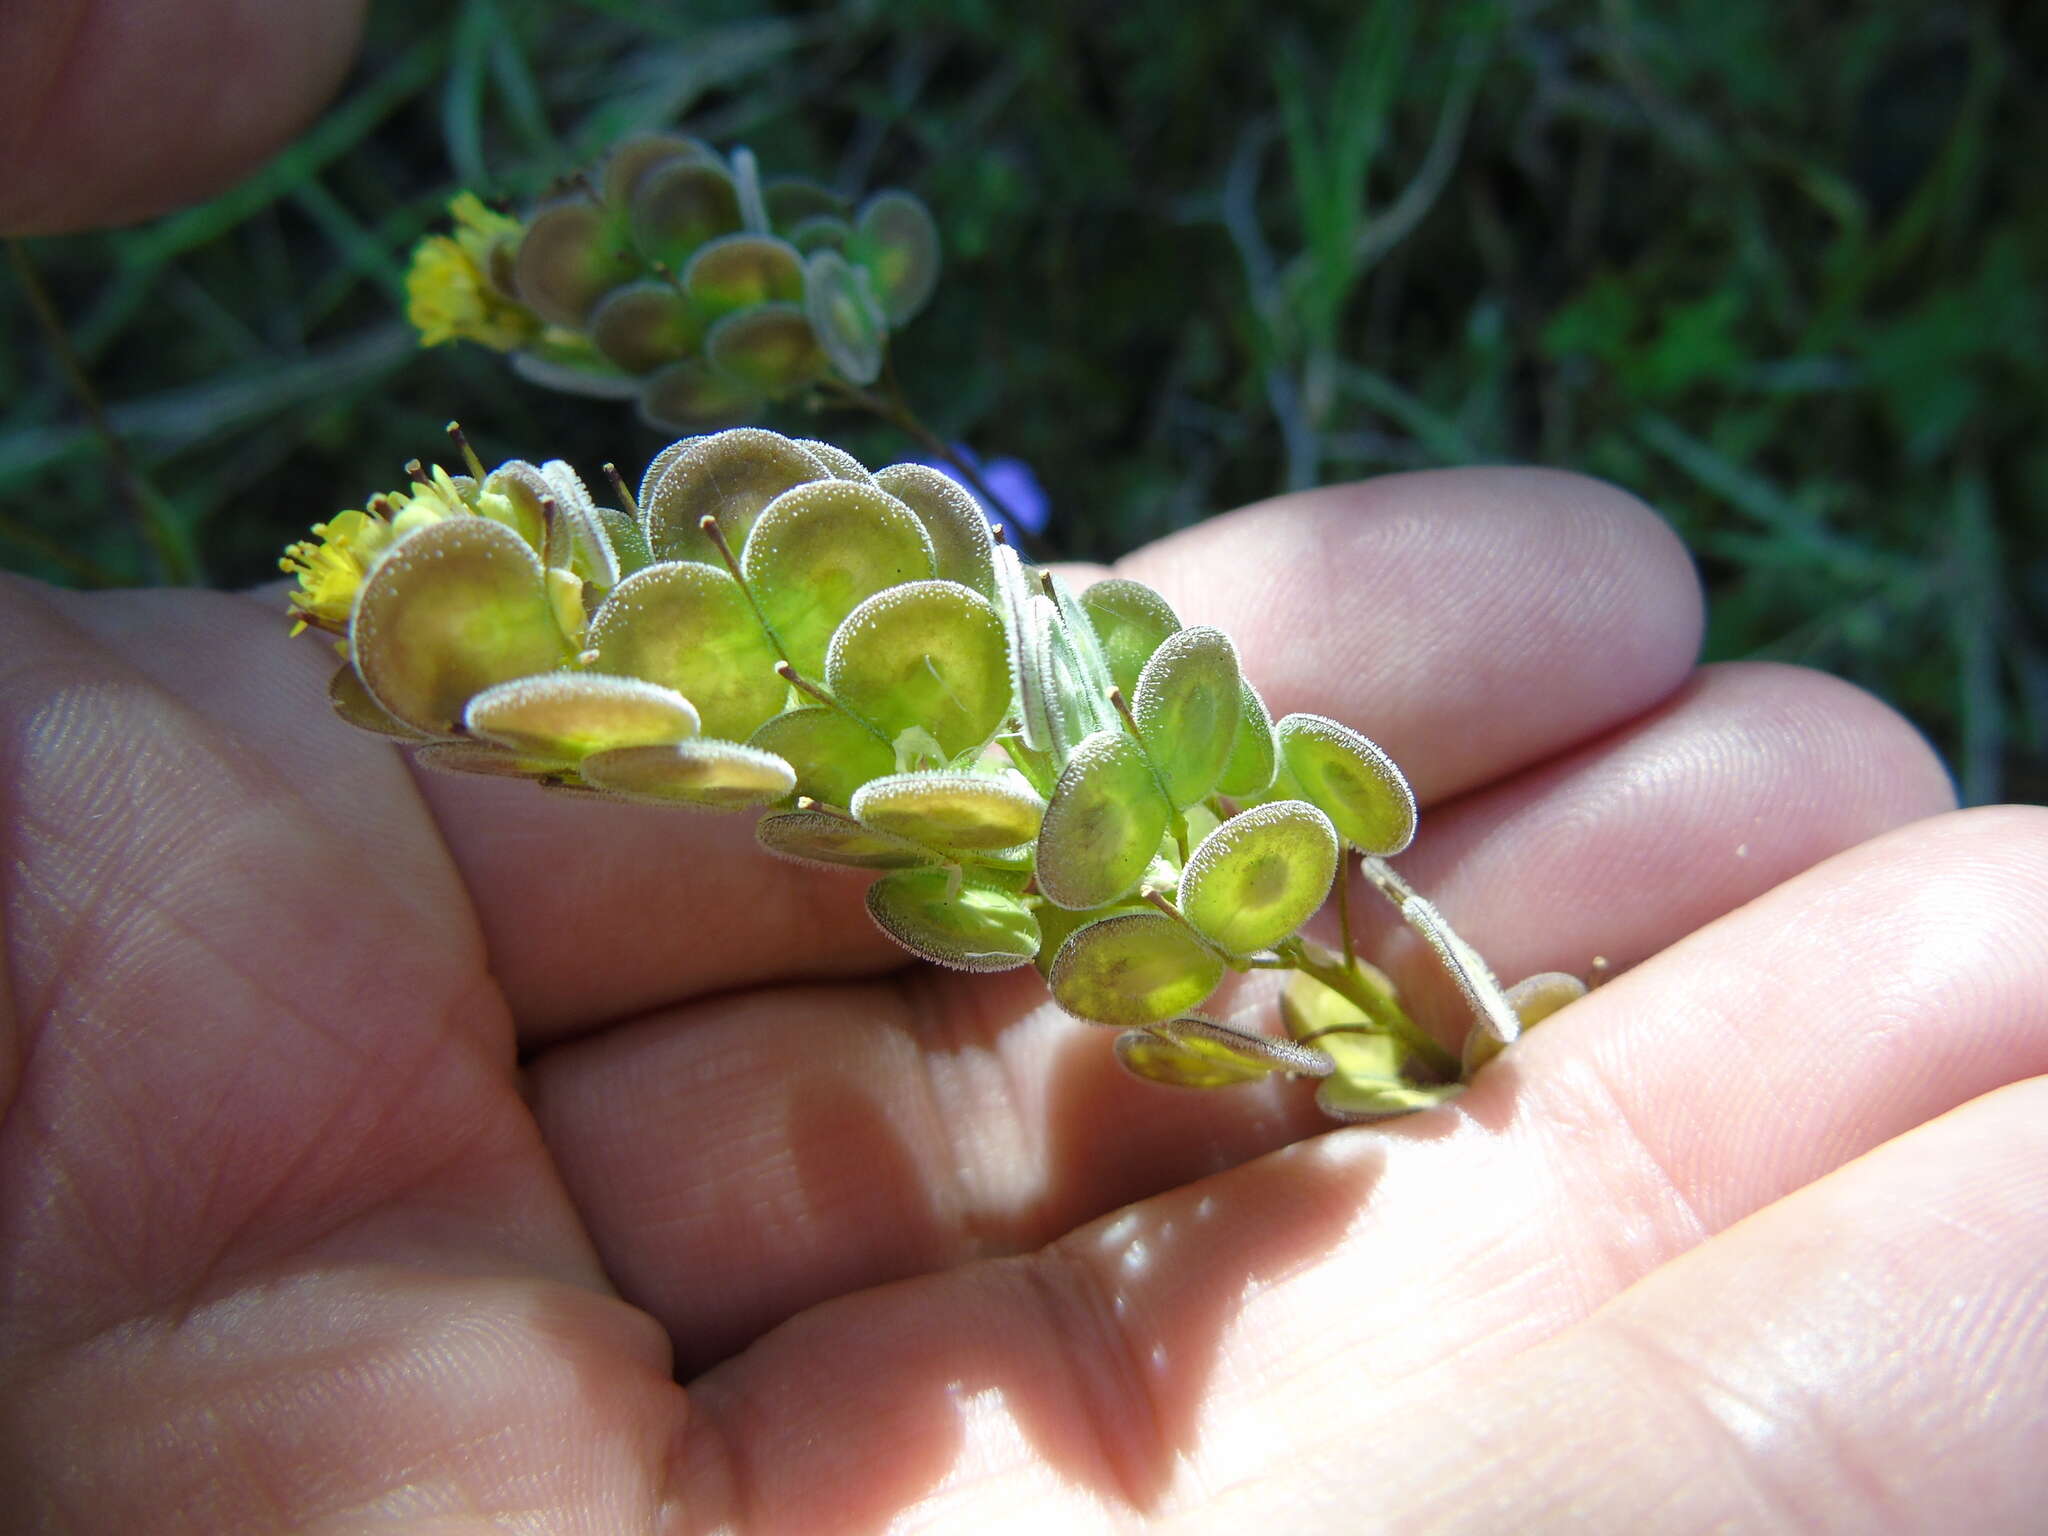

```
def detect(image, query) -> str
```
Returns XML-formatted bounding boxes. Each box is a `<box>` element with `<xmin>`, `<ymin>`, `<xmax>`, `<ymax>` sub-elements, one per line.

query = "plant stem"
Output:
<box><xmin>1279</xmin><ymin>936</ymin><xmax>1461</xmax><ymax>1080</ymax></box>
<box><xmin>819</xmin><ymin>370</ymin><xmax>1049</xmax><ymax>559</ymax></box>
<box><xmin>7</xmin><ymin>238</ymin><xmax>201</xmax><ymax>583</ymax></box>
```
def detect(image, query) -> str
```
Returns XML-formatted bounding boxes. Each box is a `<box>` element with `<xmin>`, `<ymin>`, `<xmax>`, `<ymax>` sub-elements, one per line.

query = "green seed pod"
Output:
<box><xmin>639</xmin><ymin>428</ymin><xmax>830</xmax><ymax>565</ymax></box>
<box><xmin>630</xmin><ymin>159</ymin><xmax>742</xmax><ymax>268</ymax></box>
<box><xmin>1274</xmin><ymin>713</ymin><xmax>1417</xmax><ymax>855</ymax></box>
<box><xmin>509</xmin><ymin>349</ymin><xmax>642</xmax><ymax>401</ymax></box>
<box><xmin>352</xmin><ymin>517</ymin><xmax>569</xmax><ymax>736</ymax></box>
<box><xmin>1177</xmin><ymin>800</ymin><xmax>1339</xmax><ymax>956</ymax></box>
<box><xmin>589</xmin><ymin>282</ymin><xmax>704</xmax><ymax>374</ymax></box>
<box><xmin>682</xmin><ymin>233</ymin><xmax>806</xmax><ymax>319</ymax></box>
<box><xmin>1035</xmin><ymin>728</ymin><xmax>1173</xmax><ymax>911</ymax></box>
<box><xmin>586</xmin><ymin>561</ymin><xmax>785</xmax><ymax>740</ymax></box>
<box><xmin>1114</xmin><ymin>1015</ymin><xmax>1335</xmax><ymax>1089</ymax></box>
<box><xmin>871</xmin><ymin>463</ymin><xmax>997</xmax><ymax>600</ymax></box>
<box><xmin>581</xmin><ymin>739</ymin><xmax>794</xmax><ymax>809</ymax></box>
<box><xmin>412</xmin><ymin>741</ymin><xmax>569</xmax><ymax>781</ymax></box>
<box><xmin>1216</xmin><ymin>678</ymin><xmax>1278</xmax><ymax>798</ymax></box>
<box><xmin>804</xmin><ymin>248</ymin><xmax>886</xmax><ymax>386</ymax></box>
<box><xmin>535</xmin><ymin>459</ymin><xmax>621</xmax><ymax>592</ymax></box>
<box><xmin>638</xmin><ymin>359</ymin><xmax>762</xmax><ymax>433</ymax></box>
<box><xmin>747</xmin><ymin>707</ymin><xmax>894</xmax><ymax>807</ymax></box>
<box><xmin>787</xmin><ymin>215</ymin><xmax>851</xmax><ymax>253</ymax></box>
<box><xmin>463</xmin><ymin>673</ymin><xmax>701</xmax><ymax>760</ymax></box>
<box><xmin>595</xmin><ymin>506</ymin><xmax>653</xmax><ymax>578</ymax></box>
<box><xmin>328</xmin><ymin>663</ymin><xmax>428</xmax><ymax>740</ymax></box>
<box><xmin>740</xmin><ymin>478</ymin><xmax>935</xmax><ymax>677</ymax></box>
<box><xmin>705</xmin><ymin>304</ymin><xmax>827</xmax><ymax>398</ymax></box>
<box><xmin>512</xmin><ymin>196</ymin><xmax>636</xmax><ymax>328</ymax></box>
<box><xmin>1132</xmin><ymin>625</ymin><xmax>1241</xmax><ymax>809</ymax></box>
<box><xmin>824</xmin><ymin>580</ymin><xmax>1010</xmax><ymax>760</ymax></box>
<box><xmin>1048</xmin><ymin>910</ymin><xmax>1225</xmax><ymax>1025</ymax></box>
<box><xmin>794</xmin><ymin>439</ymin><xmax>871</xmax><ymax>481</ymax></box>
<box><xmin>851</xmin><ymin>190</ymin><xmax>941</xmax><ymax>325</ymax></box>
<box><xmin>850</xmin><ymin>771</ymin><xmax>1046</xmax><ymax>852</ymax></box>
<box><xmin>1315</xmin><ymin>1074</ymin><xmax>1463</xmax><ymax>1123</ymax></box>
<box><xmin>755</xmin><ymin>808</ymin><xmax>938</xmax><ymax>871</ymax></box>
<box><xmin>763</xmin><ymin>177</ymin><xmax>851</xmax><ymax>229</ymax></box>
<box><xmin>866</xmin><ymin>867</ymin><xmax>1041</xmax><ymax>972</ymax></box>
<box><xmin>1081</xmin><ymin>577</ymin><xmax>1180</xmax><ymax>697</ymax></box>
<box><xmin>1464</xmin><ymin>971</ymin><xmax>1588</xmax><ymax>1074</ymax></box>
<box><xmin>603</xmin><ymin>133</ymin><xmax>719</xmax><ymax>208</ymax></box>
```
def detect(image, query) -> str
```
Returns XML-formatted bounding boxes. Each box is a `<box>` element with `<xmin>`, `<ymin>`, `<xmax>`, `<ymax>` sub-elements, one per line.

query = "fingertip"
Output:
<box><xmin>0</xmin><ymin>0</ymin><xmax>368</xmax><ymax>234</ymax></box>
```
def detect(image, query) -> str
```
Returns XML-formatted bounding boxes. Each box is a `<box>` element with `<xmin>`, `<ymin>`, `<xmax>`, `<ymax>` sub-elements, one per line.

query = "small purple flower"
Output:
<box><xmin>918</xmin><ymin>444</ymin><xmax>1050</xmax><ymax>536</ymax></box>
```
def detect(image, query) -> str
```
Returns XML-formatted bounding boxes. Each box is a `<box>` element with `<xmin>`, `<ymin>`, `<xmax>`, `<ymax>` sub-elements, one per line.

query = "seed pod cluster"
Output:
<box><xmin>412</xmin><ymin>137</ymin><xmax>941</xmax><ymax>430</ymax></box>
<box><xmin>285</xmin><ymin>426</ymin><xmax>1577</xmax><ymax>1119</ymax></box>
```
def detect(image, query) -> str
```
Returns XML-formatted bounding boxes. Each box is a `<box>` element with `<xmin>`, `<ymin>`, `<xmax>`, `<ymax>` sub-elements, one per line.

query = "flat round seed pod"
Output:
<box><xmin>747</xmin><ymin>706</ymin><xmax>893</xmax><ymax>806</ymax></box>
<box><xmin>585</xmin><ymin>561</ymin><xmax>785</xmax><ymax>741</ymax></box>
<box><xmin>866</xmin><ymin>867</ymin><xmax>1040</xmax><ymax>972</ymax></box>
<box><xmin>640</xmin><ymin>427</ymin><xmax>829</xmax><ymax>565</ymax></box>
<box><xmin>756</xmin><ymin>809</ymin><xmax>937</xmax><ymax>871</ymax></box>
<box><xmin>1114</xmin><ymin>1015</ymin><xmax>1335</xmax><ymax>1089</ymax></box>
<box><xmin>871</xmin><ymin>463</ymin><xmax>996</xmax><ymax>600</ymax></box>
<box><xmin>636</xmin><ymin>436</ymin><xmax>702</xmax><ymax>515</ymax></box>
<box><xmin>630</xmin><ymin>160</ymin><xmax>742</xmax><ymax>268</ymax></box>
<box><xmin>589</xmin><ymin>282</ymin><xmax>704</xmax><ymax>374</ymax></box>
<box><xmin>351</xmin><ymin>517</ymin><xmax>569</xmax><ymax>736</ymax></box>
<box><xmin>535</xmin><ymin>459</ymin><xmax>621</xmax><ymax>591</ymax></box>
<box><xmin>1132</xmin><ymin>625</ymin><xmax>1242</xmax><ymax>809</ymax></box>
<box><xmin>794</xmin><ymin>439</ymin><xmax>870</xmax><ymax>480</ymax></box>
<box><xmin>850</xmin><ymin>771</ymin><xmax>1046</xmax><ymax>852</ymax></box>
<box><xmin>852</xmin><ymin>190</ymin><xmax>941</xmax><ymax>324</ymax></box>
<box><xmin>763</xmin><ymin>177</ymin><xmax>850</xmax><ymax>229</ymax></box>
<box><xmin>744</xmin><ymin>706</ymin><xmax>891</xmax><ymax>805</ymax></box>
<box><xmin>1178</xmin><ymin>799</ymin><xmax>1339</xmax><ymax>956</ymax></box>
<box><xmin>463</xmin><ymin>672</ymin><xmax>700</xmax><ymax>760</ymax></box>
<box><xmin>1035</xmin><ymin>729</ymin><xmax>1173</xmax><ymax>911</ymax></box>
<box><xmin>703</xmin><ymin>303</ymin><xmax>826</xmax><ymax>396</ymax></box>
<box><xmin>1315</xmin><ymin>1075</ymin><xmax>1463</xmax><ymax>1124</ymax></box>
<box><xmin>787</xmin><ymin>215</ymin><xmax>851</xmax><ymax>253</ymax></box>
<box><xmin>741</xmin><ymin>479</ymin><xmax>936</xmax><ymax>677</ymax></box>
<box><xmin>1081</xmin><ymin>578</ymin><xmax>1181</xmax><ymax>697</ymax></box>
<box><xmin>804</xmin><ymin>248</ymin><xmax>886</xmax><ymax>385</ymax></box>
<box><xmin>637</xmin><ymin>359</ymin><xmax>761</xmax><ymax>434</ymax></box>
<box><xmin>1048</xmin><ymin>911</ymin><xmax>1225</xmax><ymax>1026</ymax></box>
<box><xmin>1216</xmin><ymin>678</ymin><xmax>1278</xmax><ymax>798</ymax></box>
<box><xmin>580</xmin><ymin>738</ymin><xmax>794</xmax><ymax>809</ymax></box>
<box><xmin>329</xmin><ymin>664</ymin><xmax>430</xmax><ymax>740</ymax></box>
<box><xmin>1464</xmin><ymin>971</ymin><xmax>1588</xmax><ymax>1074</ymax></box>
<box><xmin>824</xmin><ymin>580</ymin><xmax>1009</xmax><ymax>760</ymax></box>
<box><xmin>682</xmin><ymin>233</ymin><xmax>806</xmax><ymax>318</ymax></box>
<box><xmin>512</xmin><ymin>197</ymin><xmax>636</xmax><ymax>328</ymax></box>
<box><xmin>1275</xmin><ymin>713</ymin><xmax>1417</xmax><ymax>855</ymax></box>
<box><xmin>595</xmin><ymin>506</ymin><xmax>651</xmax><ymax>579</ymax></box>
<box><xmin>602</xmin><ymin>133</ymin><xmax>718</xmax><ymax>207</ymax></box>
<box><xmin>990</xmin><ymin>543</ymin><xmax>1054</xmax><ymax>753</ymax></box>
<box><xmin>508</xmin><ymin>348</ymin><xmax>641</xmax><ymax>401</ymax></box>
<box><xmin>412</xmin><ymin>741</ymin><xmax>567</xmax><ymax>781</ymax></box>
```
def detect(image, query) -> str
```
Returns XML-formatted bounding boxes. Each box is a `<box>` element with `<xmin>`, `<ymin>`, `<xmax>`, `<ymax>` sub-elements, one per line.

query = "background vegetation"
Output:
<box><xmin>4</xmin><ymin>0</ymin><xmax>2042</xmax><ymax>800</ymax></box>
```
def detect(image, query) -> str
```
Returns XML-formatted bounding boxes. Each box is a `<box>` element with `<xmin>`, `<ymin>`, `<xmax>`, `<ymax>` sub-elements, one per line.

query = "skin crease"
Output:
<box><xmin>6</xmin><ymin>14</ymin><xmax>2048</xmax><ymax>1533</ymax></box>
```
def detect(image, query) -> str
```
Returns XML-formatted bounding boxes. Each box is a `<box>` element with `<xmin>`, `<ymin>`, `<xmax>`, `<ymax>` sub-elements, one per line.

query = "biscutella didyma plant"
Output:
<box><xmin>404</xmin><ymin>136</ymin><xmax>939</xmax><ymax>434</ymax></box>
<box><xmin>282</xmin><ymin>425</ymin><xmax>1585</xmax><ymax>1120</ymax></box>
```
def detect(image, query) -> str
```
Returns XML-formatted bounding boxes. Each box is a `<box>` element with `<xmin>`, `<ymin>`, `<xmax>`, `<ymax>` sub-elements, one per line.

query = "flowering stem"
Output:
<box><xmin>818</xmin><ymin>369</ymin><xmax>1049</xmax><ymax>559</ymax></box>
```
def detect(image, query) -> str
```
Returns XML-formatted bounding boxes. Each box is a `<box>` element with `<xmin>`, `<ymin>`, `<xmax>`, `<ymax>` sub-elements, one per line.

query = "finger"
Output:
<box><xmin>0</xmin><ymin>0</ymin><xmax>367</xmax><ymax>233</ymax></box>
<box><xmin>528</xmin><ymin>661</ymin><xmax>1951</xmax><ymax>1368</ymax></box>
<box><xmin>1287</xmin><ymin>1076</ymin><xmax>2048</xmax><ymax>1533</ymax></box>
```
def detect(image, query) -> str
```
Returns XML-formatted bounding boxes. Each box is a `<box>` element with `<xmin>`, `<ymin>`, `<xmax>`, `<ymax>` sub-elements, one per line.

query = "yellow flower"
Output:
<box><xmin>405</xmin><ymin>194</ymin><xmax>540</xmax><ymax>351</ymax></box>
<box><xmin>280</xmin><ymin>509</ymin><xmax>396</xmax><ymax>635</ymax></box>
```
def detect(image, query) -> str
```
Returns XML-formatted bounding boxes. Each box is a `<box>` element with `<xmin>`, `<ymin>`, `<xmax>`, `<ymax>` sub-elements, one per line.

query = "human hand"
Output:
<box><xmin>7</xmin><ymin>468</ymin><xmax>2044</xmax><ymax>1532</ymax></box>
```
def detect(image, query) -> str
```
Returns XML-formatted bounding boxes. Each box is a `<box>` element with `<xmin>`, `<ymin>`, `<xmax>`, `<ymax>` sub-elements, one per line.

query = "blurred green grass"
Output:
<box><xmin>3</xmin><ymin>0</ymin><xmax>2042</xmax><ymax>800</ymax></box>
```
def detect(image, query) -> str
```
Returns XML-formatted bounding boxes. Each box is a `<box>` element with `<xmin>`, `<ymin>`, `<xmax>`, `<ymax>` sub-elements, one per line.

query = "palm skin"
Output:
<box><xmin>4</xmin><ymin>468</ymin><xmax>2044</xmax><ymax>1534</ymax></box>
